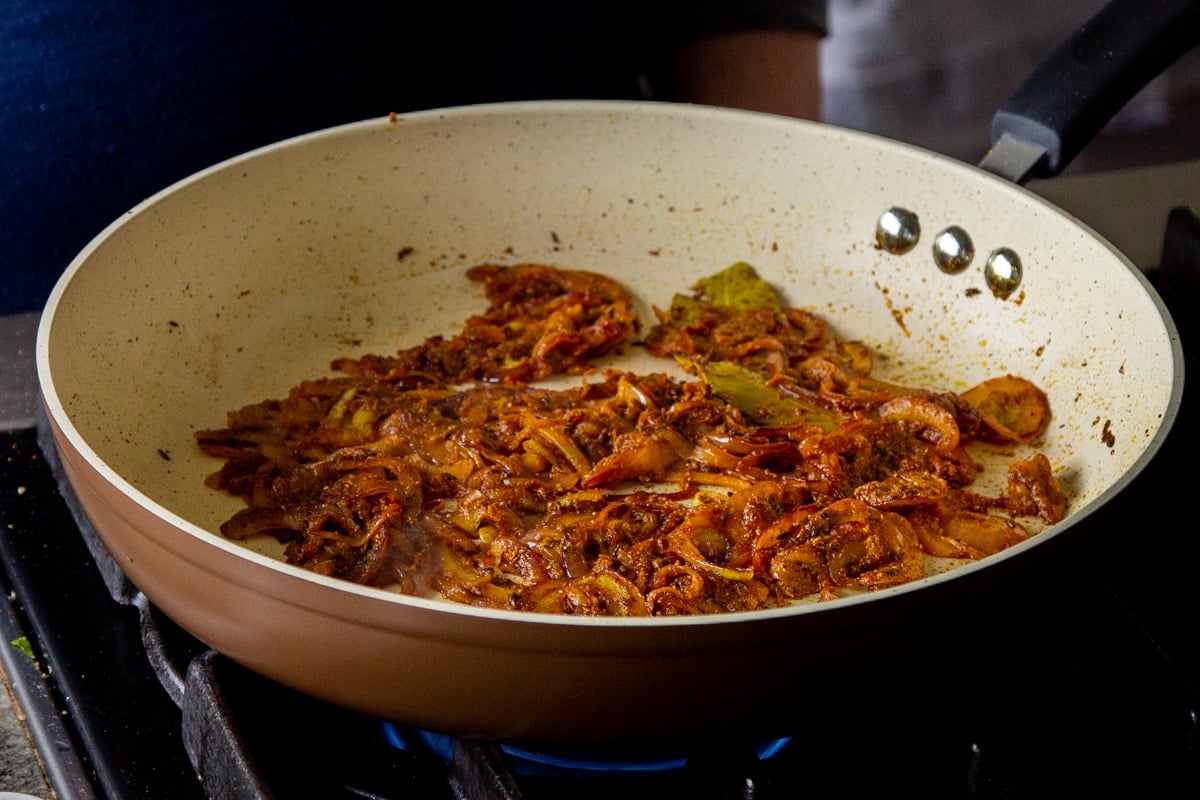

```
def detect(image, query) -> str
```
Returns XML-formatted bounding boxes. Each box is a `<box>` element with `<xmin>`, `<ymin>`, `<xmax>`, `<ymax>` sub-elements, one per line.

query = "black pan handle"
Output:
<box><xmin>990</xmin><ymin>0</ymin><xmax>1200</xmax><ymax>179</ymax></box>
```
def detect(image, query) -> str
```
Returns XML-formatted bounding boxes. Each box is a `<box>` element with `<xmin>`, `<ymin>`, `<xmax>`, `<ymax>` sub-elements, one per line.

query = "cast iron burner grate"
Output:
<box><xmin>0</xmin><ymin>208</ymin><xmax>1197</xmax><ymax>799</ymax></box>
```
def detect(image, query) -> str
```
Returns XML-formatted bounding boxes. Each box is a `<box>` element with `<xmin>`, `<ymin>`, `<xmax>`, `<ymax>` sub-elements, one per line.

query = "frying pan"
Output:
<box><xmin>35</xmin><ymin>2</ymin><xmax>1189</xmax><ymax>744</ymax></box>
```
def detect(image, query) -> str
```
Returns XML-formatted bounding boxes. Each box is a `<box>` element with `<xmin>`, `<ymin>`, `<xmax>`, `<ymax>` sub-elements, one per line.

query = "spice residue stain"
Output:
<box><xmin>1101</xmin><ymin>419</ymin><xmax>1116</xmax><ymax>449</ymax></box>
<box><xmin>874</xmin><ymin>281</ymin><xmax>910</xmax><ymax>336</ymax></box>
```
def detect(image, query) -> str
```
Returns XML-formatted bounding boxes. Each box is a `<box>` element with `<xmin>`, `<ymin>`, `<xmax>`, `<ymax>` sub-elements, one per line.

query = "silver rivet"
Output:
<box><xmin>876</xmin><ymin>207</ymin><xmax>920</xmax><ymax>254</ymax></box>
<box><xmin>984</xmin><ymin>248</ymin><xmax>1022</xmax><ymax>297</ymax></box>
<box><xmin>932</xmin><ymin>226</ymin><xmax>974</xmax><ymax>274</ymax></box>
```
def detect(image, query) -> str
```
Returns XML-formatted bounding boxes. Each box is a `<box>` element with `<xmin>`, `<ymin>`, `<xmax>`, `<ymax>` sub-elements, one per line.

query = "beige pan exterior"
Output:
<box><xmin>37</xmin><ymin>101</ymin><xmax>1182</xmax><ymax>743</ymax></box>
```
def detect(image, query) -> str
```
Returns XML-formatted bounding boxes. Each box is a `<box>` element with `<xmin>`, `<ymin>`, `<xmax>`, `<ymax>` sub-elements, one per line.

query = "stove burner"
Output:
<box><xmin>381</xmin><ymin>723</ymin><xmax>791</xmax><ymax>777</ymax></box>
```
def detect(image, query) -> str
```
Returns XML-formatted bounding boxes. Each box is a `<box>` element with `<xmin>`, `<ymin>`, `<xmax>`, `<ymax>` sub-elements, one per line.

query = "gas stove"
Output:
<box><xmin>1</xmin><ymin>191</ymin><xmax>1197</xmax><ymax>799</ymax></box>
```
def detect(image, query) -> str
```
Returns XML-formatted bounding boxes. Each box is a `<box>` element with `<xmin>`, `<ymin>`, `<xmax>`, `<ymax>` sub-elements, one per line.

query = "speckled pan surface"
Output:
<box><xmin>37</xmin><ymin>101</ymin><xmax>1182</xmax><ymax>743</ymax></box>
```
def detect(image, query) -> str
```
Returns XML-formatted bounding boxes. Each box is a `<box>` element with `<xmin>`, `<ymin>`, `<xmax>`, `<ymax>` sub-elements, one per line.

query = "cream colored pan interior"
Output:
<box><xmin>37</xmin><ymin>102</ymin><xmax>1182</xmax><ymax>743</ymax></box>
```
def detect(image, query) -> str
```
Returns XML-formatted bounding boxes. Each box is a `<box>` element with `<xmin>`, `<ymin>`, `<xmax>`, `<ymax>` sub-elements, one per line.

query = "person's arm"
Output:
<box><xmin>666</xmin><ymin>28</ymin><xmax>822</xmax><ymax>119</ymax></box>
<box><xmin>644</xmin><ymin>0</ymin><xmax>827</xmax><ymax>119</ymax></box>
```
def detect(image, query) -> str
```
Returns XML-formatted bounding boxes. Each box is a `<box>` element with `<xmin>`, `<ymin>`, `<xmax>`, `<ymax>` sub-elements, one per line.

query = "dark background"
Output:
<box><xmin>0</xmin><ymin>2</ymin><xmax>655</xmax><ymax>316</ymax></box>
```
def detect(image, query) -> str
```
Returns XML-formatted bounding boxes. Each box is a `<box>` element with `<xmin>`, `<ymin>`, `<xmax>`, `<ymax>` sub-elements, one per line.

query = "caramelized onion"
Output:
<box><xmin>198</xmin><ymin>262</ymin><xmax>1066</xmax><ymax>615</ymax></box>
<box><xmin>877</xmin><ymin>396</ymin><xmax>961</xmax><ymax>455</ymax></box>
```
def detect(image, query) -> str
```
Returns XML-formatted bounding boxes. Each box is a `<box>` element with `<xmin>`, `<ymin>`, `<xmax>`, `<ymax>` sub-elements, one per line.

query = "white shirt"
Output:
<box><xmin>819</xmin><ymin>0</ymin><xmax>1177</xmax><ymax>164</ymax></box>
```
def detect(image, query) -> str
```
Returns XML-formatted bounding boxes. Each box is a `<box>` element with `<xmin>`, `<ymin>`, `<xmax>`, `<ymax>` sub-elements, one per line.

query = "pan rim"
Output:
<box><xmin>34</xmin><ymin>99</ymin><xmax>1186</xmax><ymax>631</ymax></box>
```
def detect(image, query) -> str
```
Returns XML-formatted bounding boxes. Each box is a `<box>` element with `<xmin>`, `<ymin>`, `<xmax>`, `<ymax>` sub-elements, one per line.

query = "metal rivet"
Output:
<box><xmin>984</xmin><ymin>248</ymin><xmax>1022</xmax><ymax>297</ymax></box>
<box><xmin>876</xmin><ymin>207</ymin><xmax>920</xmax><ymax>254</ymax></box>
<box><xmin>932</xmin><ymin>226</ymin><xmax>974</xmax><ymax>274</ymax></box>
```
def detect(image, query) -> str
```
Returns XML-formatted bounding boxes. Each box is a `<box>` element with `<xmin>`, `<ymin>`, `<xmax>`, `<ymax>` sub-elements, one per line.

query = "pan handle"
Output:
<box><xmin>985</xmin><ymin>0</ymin><xmax>1200</xmax><ymax>183</ymax></box>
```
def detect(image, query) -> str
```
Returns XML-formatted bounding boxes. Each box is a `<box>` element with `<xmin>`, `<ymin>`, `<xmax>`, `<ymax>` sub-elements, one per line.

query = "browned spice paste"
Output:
<box><xmin>196</xmin><ymin>262</ymin><xmax>1065</xmax><ymax>615</ymax></box>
